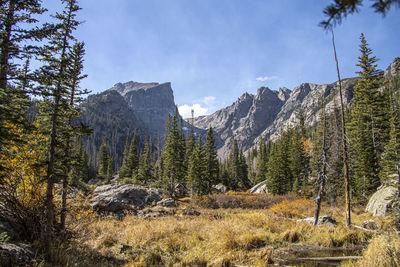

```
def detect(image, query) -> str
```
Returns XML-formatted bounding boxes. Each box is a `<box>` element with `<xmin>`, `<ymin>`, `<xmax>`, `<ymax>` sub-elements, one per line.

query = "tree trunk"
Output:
<box><xmin>331</xmin><ymin>29</ymin><xmax>351</xmax><ymax>227</ymax></box>
<box><xmin>0</xmin><ymin>0</ymin><xmax>15</xmax><ymax>91</ymax></box>
<box><xmin>314</xmin><ymin>98</ymin><xmax>327</xmax><ymax>226</ymax></box>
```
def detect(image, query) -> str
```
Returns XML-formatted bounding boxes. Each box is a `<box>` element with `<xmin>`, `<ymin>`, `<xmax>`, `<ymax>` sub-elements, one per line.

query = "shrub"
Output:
<box><xmin>268</xmin><ymin>199</ymin><xmax>314</xmax><ymax>218</ymax></box>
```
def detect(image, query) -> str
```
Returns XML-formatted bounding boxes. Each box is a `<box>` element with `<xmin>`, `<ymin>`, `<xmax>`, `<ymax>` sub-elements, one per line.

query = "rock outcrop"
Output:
<box><xmin>193</xmin><ymin>87</ymin><xmax>286</xmax><ymax>157</ymax></box>
<box><xmin>110</xmin><ymin>81</ymin><xmax>176</xmax><ymax>135</ymax></box>
<box><xmin>297</xmin><ymin>216</ymin><xmax>337</xmax><ymax>227</ymax></box>
<box><xmin>79</xmin><ymin>90</ymin><xmax>149</xmax><ymax>166</ymax></box>
<box><xmin>0</xmin><ymin>242</ymin><xmax>35</xmax><ymax>267</ymax></box>
<box><xmin>249</xmin><ymin>181</ymin><xmax>268</xmax><ymax>194</ymax></box>
<box><xmin>90</xmin><ymin>183</ymin><xmax>162</xmax><ymax>216</ymax></box>
<box><xmin>366</xmin><ymin>183</ymin><xmax>398</xmax><ymax>217</ymax></box>
<box><xmin>193</xmin><ymin>78</ymin><xmax>355</xmax><ymax>158</ymax></box>
<box><xmin>80</xmin><ymin>81</ymin><xmax>207</xmax><ymax>169</ymax></box>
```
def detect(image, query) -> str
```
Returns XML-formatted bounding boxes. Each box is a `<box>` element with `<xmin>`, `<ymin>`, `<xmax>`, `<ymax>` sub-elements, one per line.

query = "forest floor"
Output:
<box><xmin>55</xmin><ymin>193</ymin><xmax>399</xmax><ymax>267</ymax></box>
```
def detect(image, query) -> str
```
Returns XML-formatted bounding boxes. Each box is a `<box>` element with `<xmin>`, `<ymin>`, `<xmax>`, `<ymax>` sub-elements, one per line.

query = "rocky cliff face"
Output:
<box><xmin>79</xmin><ymin>90</ymin><xmax>150</xmax><ymax>168</ymax></box>
<box><xmin>79</xmin><ymin>81</ymin><xmax>206</xmax><ymax>169</ymax></box>
<box><xmin>193</xmin><ymin>78</ymin><xmax>357</xmax><ymax>158</ymax></box>
<box><xmin>110</xmin><ymin>82</ymin><xmax>176</xmax><ymax>135</ymax></box>
<box><xmin>194</xmin><ymin>87</ymin><xmax>288</xmax><ymax>157</ymax></box>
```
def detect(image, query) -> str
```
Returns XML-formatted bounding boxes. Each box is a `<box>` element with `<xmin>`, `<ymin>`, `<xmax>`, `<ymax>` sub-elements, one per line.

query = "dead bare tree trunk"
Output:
<box><xmin>314</xmin><ymin>97</ymin><xmax>328</xmax><ymax>226</ymax></box>
<box><xmin>331</xmin><ymin>29</ymin><xmax>351</xmax><ymax>227</ymax></box>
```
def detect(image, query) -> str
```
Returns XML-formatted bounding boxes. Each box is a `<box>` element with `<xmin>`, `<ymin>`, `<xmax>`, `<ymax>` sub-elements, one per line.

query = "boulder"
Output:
<box><xmin>249</xmin><ymin>181</ymin><xmax>268</xmax><ymax>194</ymax></box>
<box><xmin>297</xmin><ymin>216</ymin><xmax>337</xmax><ymax>227</ymax></box>
<box><xmin>361</xmin><ymin>220</ymin><xmax>377</xmax><ymax>230</ymax></box>
<box><xmin>91</xmin><ymin>183</ymin><xmax>162</xmax><ymax>216</ymax></box>
<box><xmin>157</xmin><ymin>198</ymin><xmax>175</xmax><ymax>207</ymax></box>
<box><xmin>212</xmin><ymin>184</ymin><xmax>228</xmax><ymax>193</ymax></box>
<box><xmin>366</xmin><ymin>183</ymin><xmax>397</xmax><ymax>217</ymax></box>
<box><xmin>0</xmin><ymin>242</ymin><xmax>34</xmax><ymax>267</ymax></box>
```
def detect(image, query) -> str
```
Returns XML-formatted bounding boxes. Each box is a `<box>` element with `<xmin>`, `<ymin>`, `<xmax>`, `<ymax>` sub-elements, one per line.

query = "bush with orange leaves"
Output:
<box><xmin>268</xmin><ymin>198</ymin><xmax>315</xmax><ymax>218</ymax></box>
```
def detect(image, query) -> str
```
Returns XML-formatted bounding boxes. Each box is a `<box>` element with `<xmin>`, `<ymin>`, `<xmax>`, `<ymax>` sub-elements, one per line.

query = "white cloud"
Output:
<box><xmin>256</xmin><ymin>76</ymin><xmax>278</xmax><ymax>82</ymax></box>
<box><xmin>179</xmin><ymin>95</ymin><xmax>218</xmax><ymax>118</ymax></box>
<box><xmin>202</xmin><ymin>96</ymin><xmax>216</xmax><ymax>105</ymax></box>
<box><xmin>178</xmin><ymin>103</ymin><xmax>208</xmax><ymax>118</ymax></box>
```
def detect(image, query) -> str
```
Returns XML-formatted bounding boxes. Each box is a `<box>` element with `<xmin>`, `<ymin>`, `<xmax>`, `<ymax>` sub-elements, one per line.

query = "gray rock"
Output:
<box><xmin>111</xmin><ymin>82</ymin><xmax>175</xmax><ymax>135</ymax></box>
<box><xmin>249</xmin><ymin>181</ymin><xmax>268</xmax><ymax>194</ymax></box>
<box><xmin>182</xmin><ymin>210</ymin><xmax>201</xmax><ymax>216</ymax></box>
<box><xmin>361</xmin><ymin>220</ymin><xmax>377</xmax><ymax>230</ymax></box>
<box><xmin>157</xmin><ymin>198</ymin><xmax>175</xmax><ymax>207</ymax></box>
<box><xmin>366</xmin><ymin>183</ymin><xmax>397</xmax><ymax>217</ymax></box>
<box><xmin>0</xmin><ymin>242</ymin><xmax>34</xmax><ymax>267</ymax></box>
<box><xmin>297</xmin><ymin>216</ymin><xmax>337</xmax><ymax>227</ymax></box>
<box><xmin>193</xmin><ymin>87</ymin><xmax>285</xmax><ymax>158</ymax></box>
<box><xmin>91</xmin><ymin>183</ymin><xmax>162</xmax><ymax>215</ymax></box>
<box><xmin>212</xmin><ymin>184</ymin><xmax>228</xmax><ymax>193</ymax></box>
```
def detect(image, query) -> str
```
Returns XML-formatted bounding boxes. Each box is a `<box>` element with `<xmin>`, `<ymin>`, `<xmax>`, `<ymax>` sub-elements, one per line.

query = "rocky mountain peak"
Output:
<box><xmin>385</xmin><ymin>57</ymin><xmax>400</xmax><ymax>80</ymax></box>
<box><xmin>111</xmin><ymin>81</ymin><xmax>165</xmax><ymax>96</ymax></box>
<box><xmin>109</xmin><ymin>82</ymin><xmax>175</xmax><ymax>135</ymax></box>
<box><xmin>277</xmin><ymin>87</ymin><xmax>291</xmax><ymax>101</ymax></box>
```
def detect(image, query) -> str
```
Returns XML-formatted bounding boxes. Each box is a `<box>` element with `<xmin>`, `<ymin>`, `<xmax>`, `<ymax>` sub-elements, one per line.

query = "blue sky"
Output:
<box><xmin>44</xmin><ymin>0</ymin><xmax>399</xmax><ymax>118</ymax></box>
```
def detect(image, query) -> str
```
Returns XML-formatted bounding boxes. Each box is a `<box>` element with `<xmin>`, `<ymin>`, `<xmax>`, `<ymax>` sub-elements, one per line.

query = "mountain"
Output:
<box><xmin>193</xmin><ymin>87</ymin><xmax>289</xmax><ymax>157</ymax></box>
<box><xmin>79</xmin><ymin>89</ymin><xmax>150</xmax><ymax>168</ymax></box>
<box><xmin>193</xmin><ymin>78</ymin><xmax>357</xmax><ymax>158</ymax></box>
<box><xmin>79</xmin><ymin>81</ymin><xmax>206</xmax><ymax>170</ymax></box>
<box><xmin>193</xmin><ymin>58</ymin><xmax>399</xmax><ymax>158</ymax></box>
<box><xmin>110</xmin><ymin>81</ymin><xmax>176</xmax><ymax>136</ymax></box>
<box><xmin>80</xmin><ymin>58</ymin><xmax>399</xmax><ymax>165</ymax></box>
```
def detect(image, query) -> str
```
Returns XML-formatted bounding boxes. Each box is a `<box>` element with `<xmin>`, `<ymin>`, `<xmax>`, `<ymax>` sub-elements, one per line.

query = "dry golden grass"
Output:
<box><xmin>64</xmin><ymin>196</ymin><xmax>380</xmax><ymax>267</ymax></box>
<box><xmin>342</xmin><ymin>232</ymin><xmax>400</xmax><ymax>267</ymax></box>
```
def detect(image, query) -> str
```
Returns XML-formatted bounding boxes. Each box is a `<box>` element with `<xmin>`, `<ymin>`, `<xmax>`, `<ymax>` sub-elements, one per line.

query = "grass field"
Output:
<box><xmin>53</xmin><ymin>193</ymin><xmax>398</xmax><ymax>267</ymax></box>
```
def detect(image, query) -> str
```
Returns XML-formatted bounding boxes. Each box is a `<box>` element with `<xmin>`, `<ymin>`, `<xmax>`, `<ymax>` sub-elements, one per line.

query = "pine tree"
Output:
<box><xmin>34</xmin><ymin>0</ymin><xmax>83</xmax><ymax>243</ymax></box>
<box><xmin>349</xmin><ymin>33</ymin><xmax>387</xmax><ymax>197</ymax></box>
<box><xmin>203</xmin><ymin>127</ymin><xmax>219</xmax><ymax>194</ymax></box>
<box><xmin>185</xmin><ymin>130</ymin><xmax>196</xmax><ymax>195</ymax></box>
<box><xmin>0</xmin><ymin>0</ymin><xmax>49</xmax><ymax>175</ymax></box>
<box><xmin>255</xmin><ymin>137</ymin><xmax>268</xmax><ymax>184</ymax></box>
<box><xmin>98</xmin><ymin>136</ymin><xmax>111</xmax><ymax>179</ymax></box>
<box><xmin>162</xmin><ymin>108</ymin><xmax>185</xmax><ymax>197</ymax></box>
<box><xmin>290</xmin><ymin>123</ymin><xmax>309</xmax><ymax>193</ymax></box>
<box><xmin>187</xmin><ymin>136</ymin><xmax>206</xmax><ymax>195</ymax></box>
<box><xmin>119</xmin><ymin>133</ymin><xmax>139</xmax><ymax>179</ymax></box>
<box><xmin>136</xmin><ymin>136</ymin><xmax>153</xmax><ymax>184</ymax></box>
<box><xmin>239</xmin><ymin>148</ymin><xmax>250</xmax><ymax>189</ymax></box>
<box><xmin>266</xmin><ymin>131</ymin><xmax>292</xmax><ymax>195</ymax></box>
<box><xmin>228</xmin><ymin>139</ymin><xmax>240</xmax><ymax>190</ymax></box>
<box><xmin>68</xmin><ymin>136</ymin><xmax>89</xmax><ymax>186</ymax></box>
<box><xmin>381</xmin><ymin>73</ymin><xmax>400</xmax><ymax>185</ymax></box>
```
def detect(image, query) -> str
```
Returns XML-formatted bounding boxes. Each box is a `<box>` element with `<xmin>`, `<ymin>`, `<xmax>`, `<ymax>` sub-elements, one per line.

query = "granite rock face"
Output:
<box><xmin>194</xmin><ymin>78</ymin><xmax>356</xmax><ymax>158</ymax></box>
<box><xmin>249</xmin><ymin>181</ymin><xmax>268</xmax><ymax>194</ymax></box>
<box><xmin>366</xmin><ymin>183</ymin><xmax>397</xmax><ymax>217</ymax></box>
<box><xmin>91</xmin><ymin>183</ymin><xmax>162</xmax><ymax>216</ymax></box>
<box><xmin>194</xmin><ymin>87</ymin><xmax>286</xmax><ymax>158</ymax></box>
<box><xmin>79</xmin><ymin>90</ymin><xmax>149</xmax><ymax>165</ymax></box>
<box><xmin>110</xmin><ymin>82</ymin><xmax>176</xmax><ymax>135</ymax></box>
<box><xmin>80</xmin><ymin>81</ymin><xmax>208</xmax><ymax>170</ymax></box>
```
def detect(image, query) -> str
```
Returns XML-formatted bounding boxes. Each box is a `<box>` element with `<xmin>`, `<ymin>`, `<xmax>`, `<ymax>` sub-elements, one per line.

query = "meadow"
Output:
<box><xmin>50</xmin><ymin>192</ymin><xmax>399</xmax><ymax>267</ymax></box>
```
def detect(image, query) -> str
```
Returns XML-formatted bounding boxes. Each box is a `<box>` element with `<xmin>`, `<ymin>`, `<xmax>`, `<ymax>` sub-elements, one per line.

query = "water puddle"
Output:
<box><xmin>278</xmin><ymin>247</ymin><xmax>363</xmax><ymax>266</ymax></box>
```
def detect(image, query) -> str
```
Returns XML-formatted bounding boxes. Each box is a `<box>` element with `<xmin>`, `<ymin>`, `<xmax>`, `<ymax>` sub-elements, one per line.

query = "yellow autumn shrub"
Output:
<box><xmin>268</xmin><ymin>198</ymin><xmax>315</xmax><ymax>218</ymax></box>
<box><xmin>0</xmin><ymin>123</ymin><xmax>47</xmax><ymax>209</ymax></box>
